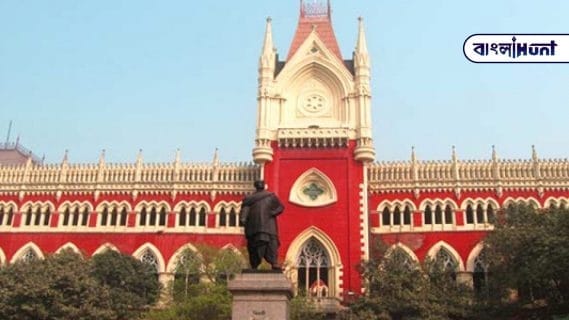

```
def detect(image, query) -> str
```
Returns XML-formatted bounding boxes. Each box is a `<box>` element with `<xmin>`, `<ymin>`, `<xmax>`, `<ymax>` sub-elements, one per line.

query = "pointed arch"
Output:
<box><xmin>57</xmin><ymin>201</ymin><xmax>93</xmax><ymax>213</ymax></box>
<box><xmin>426</xmin><ymin>241</ymin><xmax>465</xmax><ymax>271</ymax></box>
<box><xmin>0</xmin><ymin>201</ymin><xmax>18</xmax><ymax>211</ymax></box>
<box><xmin>502</xmin><ymin>196</ymin><xmax>541</xmax><ymax>209</ymax></box>
<box><xmin>377</xmin><ymin>199</ymin><xmax>417</xmax><ymax>212</ymax></box>
<box><xmin>95</xmin><ymin>200</ymin><xmax>132</xmax><ymax>212</ymax></box>
<box><xmin>289</xmin><ymin>168</ymin><xmax>337</xmax><ymax>207</ymax></box>
<box><xmin>166</xmin><ymin>243</ymin><xmax>200</xmax><ymax>273</ymax></box>
<box><xmin>10</xmin><ymin>242</ymin><xmax>44</xmax><ymax>263</ymax></box>
<box><xmin>212</xmin><ymin>201</ymin><xmax>240</xmax><ymax>213</ymax></box>
<box><xmin>544</xmin><ymin>196</ymin><xmax>569</xmax><ymax>209</ymax></box>
<box><xmin>419</xmin><ymin>198</ymin><xmax>458</xmax><ymax>211</ymax></box>
<box><xmin>20</xmin><ymin>201</ymin><xmax>55</xmax><ymax>213</ymax></box>
<box><xmin>134</xmin><ymin>200</ymin><xmax>171</xmax><ymax>212</ymax></box>
<box><xmin>460</xmin><ymin>197</ymin><xmax>499</xmax><ymax>210</ymax></box>
<box><xmin>92</xmin><ymin>243</ymin><xmax>119</xmax><ymax>256</ymax></box>
<box><xmin>386</xmin><ymin>243</ymin><xmax>420</xmax><ymax>263</ymax></box>
<box><xmin>285</xmin><ymin>226</ymin><xmax>343</xmax><ymax>298</ymax></box>
<box><xmin>466</xmin><ymin>242</ymin><xmax>486</xmax><ymax>272</ymax></box>
<box><xmin>55</xmin><ymin>242</ymin><xmax>82</xmax><ymax>255</ymax></box>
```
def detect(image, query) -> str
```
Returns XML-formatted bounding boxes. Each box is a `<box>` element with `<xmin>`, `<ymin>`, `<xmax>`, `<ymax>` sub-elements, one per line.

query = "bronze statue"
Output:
<box><xmin>239</xmin><ymin>180</ymin><xmax>284</xmax><ymax>270</ymax></box>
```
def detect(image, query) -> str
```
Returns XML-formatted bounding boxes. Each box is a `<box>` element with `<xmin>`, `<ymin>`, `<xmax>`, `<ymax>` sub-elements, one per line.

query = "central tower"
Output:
<box><xmin>252</xmin><ymin>1</ymin><xmax>376</xmax><ymax>299</ymax></box>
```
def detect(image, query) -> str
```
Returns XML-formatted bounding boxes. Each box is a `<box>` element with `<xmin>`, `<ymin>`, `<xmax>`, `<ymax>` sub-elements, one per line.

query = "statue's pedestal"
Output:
<box><xmin>228</xmin><ymin>270</ymin><xmax>293</xmax><ymax>320</ymax></box>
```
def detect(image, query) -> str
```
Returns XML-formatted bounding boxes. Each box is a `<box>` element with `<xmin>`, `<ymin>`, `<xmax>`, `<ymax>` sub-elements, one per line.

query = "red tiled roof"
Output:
<box><xmin>0</xmin><ymin>143</ymin><xmax>42</xmax><ymax>165</ymax></box>
<box><xmin>287</xmin><ymin>14</ymin><xmax>342</xmax><ymax>61</ymax></box>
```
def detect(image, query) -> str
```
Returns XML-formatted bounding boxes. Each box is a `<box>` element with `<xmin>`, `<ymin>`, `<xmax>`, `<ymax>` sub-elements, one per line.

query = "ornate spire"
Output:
<box><xmin>492</xmin><ymin>145</ymin><xmax>497</xmax><ymax>161</ymax></box>
<box><xmin>355</xmin><ymin>16</ymin><xmax>368</xmax><ymax>56</ymax></box>
<box><xmin>62</xmin><ymin>149</ymin><xmax>69</xmax><ymax>165</ymax></box>
<box><xmin>532</xmin><ymin>145</ymin><xmax>538</xmax><ymax>161</ymax></box>
<box><xmin>261</xmin><ymin>17</ymin><xmax>275</xmax><ymax>59</ymax></box>
<box><xmin>451</xmin><ymin>145</ymin><xmax>457</xmax><ymax>162</ymax></box>
<box><xmin>98</xmin><ymin>149</ymin><xmax>106</xmax><ymax>166</ymax></box>
<box><xmin>411</xmin><ymin>146</ymin><xmax>417</xmax><ymax>163</ymax></box>
<box><xmin>174</xmin><ymin>148</ymin><xmax>181</xmax><ymax>165</ymax></box>
<box><xmin>212</xmin><ymin>148</ymin><xmax>219</xmax><ymax>167</ymax></box>
<box><xmin>136</xmin><ymin>149</ymin><xmax>143</xmax><ymax>166</ymax></box>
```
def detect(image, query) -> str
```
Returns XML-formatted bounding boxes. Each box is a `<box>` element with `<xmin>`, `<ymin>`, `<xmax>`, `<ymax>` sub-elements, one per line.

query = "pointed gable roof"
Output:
<box><xmin>287</xmin><ymin>0</ymin><xmax>342</xmax><ymax>61</ymax></box>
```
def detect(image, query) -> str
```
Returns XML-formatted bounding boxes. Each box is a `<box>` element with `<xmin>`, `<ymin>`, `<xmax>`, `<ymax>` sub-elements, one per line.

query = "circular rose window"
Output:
<box><xmin>301</xmin><ymin>93</ymin><xmax>328</xmax><ymax>116</ymax></box>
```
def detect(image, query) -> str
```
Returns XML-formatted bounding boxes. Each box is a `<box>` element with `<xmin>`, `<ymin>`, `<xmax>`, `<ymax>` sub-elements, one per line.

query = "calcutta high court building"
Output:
<box><xmin>1</xmin><ymin>0</ymin><xmax>569</xmax><ymax>307</ymax></box>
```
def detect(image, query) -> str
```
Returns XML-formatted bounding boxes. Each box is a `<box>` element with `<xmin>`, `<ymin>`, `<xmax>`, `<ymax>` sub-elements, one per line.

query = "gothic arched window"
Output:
<box><xmin>444</xmin><ymin>205</ymin><xmax>453</xmax><ymax>224</ymax></box>
<box><xmin>424</xmin><ymin>205</ymin><xmax>433</xmax><ymax>225</ymax></box>
<box><xmin>140</xmin><ymin>249</ymin><xmax>159</xmax><ymax>273</ymax></box>
<box><xmin>381</xmin><ymin>207</ymin><xmax>390</xmax><ymax>226</ymax></box>
<box><xmin>473</xmin><ymin>250</ymin><xmax>489</xmax><ymax>294</ymax></box>
<box><xmin>297</xmin><ymin>238</ymin><xmax>330</xmax><ymax>298</ymax></box>
<box><xmin>403</xmin><ymin>206</ymin><xmax>412</xmax><ymax>225</ymax></box>
<box><xmin>476</xmin><ymin>204</ymin><xmax>484</xmax><ymax>224</ymax></box>
<box><xmin>21</xmin><ymin>248</ymin><xmax>38</xmax><ymax>263</ymax></box>
<box><xmin>466</xmin><ymin>204</ymin><xmax>474</xmax><ymax>224</ymax></box>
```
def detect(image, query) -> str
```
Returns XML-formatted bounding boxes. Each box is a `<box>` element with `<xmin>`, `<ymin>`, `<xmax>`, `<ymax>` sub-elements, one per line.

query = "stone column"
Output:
<box><xmin>456</xmin><ymin>271</ymin><xmax>473</xmax><ymax>287</ymax></box>
<box><xmin>228</xmin><ymin>270</ymin><xmax>293</xmax><ymax>320</ymax></box>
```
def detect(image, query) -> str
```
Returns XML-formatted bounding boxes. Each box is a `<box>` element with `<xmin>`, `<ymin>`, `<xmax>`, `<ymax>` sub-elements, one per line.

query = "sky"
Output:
<box><xmin>1</xmin><ymin>1</ymin><xmax>568</xmax><ymax>164</ymax></box>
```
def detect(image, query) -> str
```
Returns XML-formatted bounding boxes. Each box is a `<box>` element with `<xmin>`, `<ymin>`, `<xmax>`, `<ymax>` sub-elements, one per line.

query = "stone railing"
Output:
<box><xmin>0</xmin><ymin>158</ymin><xmax>260</xmax><ymax>199</ymax></box>
<box><xmin>369</xmin><ymin>151</ymin><xmax>569</xmax><ymax>197</ymax></box>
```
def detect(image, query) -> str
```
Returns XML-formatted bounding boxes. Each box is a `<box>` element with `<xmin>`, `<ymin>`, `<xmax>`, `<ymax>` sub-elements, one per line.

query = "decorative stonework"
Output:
<box><xmin>298</xmin><ymin>92</ymin><xmax>329</xmax><ymax>117</ymax></box>
<box><xmin>369</xmin><ymin>157</ymin><xmax>569</xmax><ymax>195</ymax></box>
<box><xmin>289</xmin><ymin>168</ymin><xmax>337</xmax><ymax>207</ymax></box>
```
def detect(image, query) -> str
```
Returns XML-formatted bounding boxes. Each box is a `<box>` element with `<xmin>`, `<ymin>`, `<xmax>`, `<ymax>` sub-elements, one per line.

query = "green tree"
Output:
<box><xmin>91</xmin><ymin>250</ymin><xmax>161</xmax><ymax>319</ymax></box>
<box><xmin>0</xmin><ymin>249</ymin><xmax>114</xmax><ymax>320</ymax></box>
<box><xmin>351</xmin><ymin>241</ymin><xmax>472</xmax><ymax>320</ymax></box>
<box><xmin>482</xmin><ymin>204</ymin><xmax>569</xmax><ymax>316</ymax></box>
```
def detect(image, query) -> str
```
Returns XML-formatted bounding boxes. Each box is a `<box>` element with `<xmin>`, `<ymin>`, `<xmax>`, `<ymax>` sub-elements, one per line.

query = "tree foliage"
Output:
<box><xmin>0</xmin><ymin>249</ymin><xmax>161</xmax><ymax>320</ymax></box>
<box><xmin>145</xmin><ymin>245</ymin><xmax>245</xmax><ymax>320</ymax></box>
<box><xmin>91</xmin><ymin>250</ymin><xmax>161</xmax><ymax>319</ymax></box>
<box><xmin>0</xmin><ymin>250</ymin><xmax>113</xmax><ymax>320</ymax></box>
<box><xmin>482</xmin><ymin>204</ymin><xmax>569</xmax><ymax>316</ymax></box>
<box><xmin>351</xmin><ymin>242</ymin><xmax>472</xmax><ymax>320</ymax></box>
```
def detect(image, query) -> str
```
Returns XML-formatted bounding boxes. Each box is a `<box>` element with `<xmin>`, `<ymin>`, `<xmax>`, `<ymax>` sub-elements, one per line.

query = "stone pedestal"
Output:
<box><xmin>228</xmin><ymin>270</ymin><xmax>293</xmax><ymax>320</ymax></box>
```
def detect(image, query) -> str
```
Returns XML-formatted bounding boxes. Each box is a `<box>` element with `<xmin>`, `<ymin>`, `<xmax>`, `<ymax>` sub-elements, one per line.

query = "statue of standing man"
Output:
<box><xmin>240</xmin><ymin>180</ymin><xmax>284</xmax><ymax>270</ymax></box>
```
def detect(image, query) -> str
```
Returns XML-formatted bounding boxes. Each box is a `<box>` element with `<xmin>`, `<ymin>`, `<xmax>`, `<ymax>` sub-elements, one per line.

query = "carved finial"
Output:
<box><xmin>212</xmin><ymin>148</ymin><xmax>219</xmax><ymax>167</ymax></box>
<box><xmin>356</xmin><ymin>16</ymin><xmax>368</xmax><ymax>54</ymax></box>
<box><xmin>411</xmin><ymin>146</ymin><xmax>416</xmax><ymax>162</ymax></box>
<box><xmin>136</xmin><ymin>149</ymin><xmax>143</xmax><ymax>164</ymax></box>
<box><xmin>261</xmin><ymin>16</ymin><xmax>274</xmax><ymax>55</ymax></box>
<box><xmin>532</xmin><ymin>145</ymin><xmax>538</xmax><ymax>161</ymax></box>
<box><xmin>451</xmin><ymin>145</ymin><xmax>457</xmax><ymax>162</ymax></box>
<box><xmin>98</xmin><ymin>149</ymin><xmax>106</xmax><ymax>166</ymax></box>
<box><xmin>62</xmin><ymin>149</ymin><xmax>69</xmax><ymax>164</ymax></box>
<box><xmin>492</xmin><ymin>145</ymin><xmax>497</xmax><ymax>161</ymax></box>
<box><xmin>174</xmin><ymin>148</ymin><xmax>181</xmax><ymax>165</ymax></box>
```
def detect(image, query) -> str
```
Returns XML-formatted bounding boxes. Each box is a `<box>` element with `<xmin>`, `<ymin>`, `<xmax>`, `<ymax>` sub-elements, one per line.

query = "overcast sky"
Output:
<box><xmin>1</xmin><ymin>1</ymin><xmax>568</xmax><ymax>164</ymax></box>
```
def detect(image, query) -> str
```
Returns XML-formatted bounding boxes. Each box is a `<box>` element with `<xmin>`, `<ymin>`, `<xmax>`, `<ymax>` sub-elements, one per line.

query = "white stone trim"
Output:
<box><xmin>132</xmin><ymin>243</ymin><xmax>166</xmax><ymax>273</ymax></box>
<box><xmin>92</xmin><ymin>243</ymin><xmax>119</xmax><ymax>256</ymax></box>
<box><xmin>466</xmin><ymin>242</ymin><xmax>485</xmax><ymax>272</ymax></box>
<box><xmin>460</xmin><ymin>197</ymin><xmax>499</xmax><ymax>210</ymax></box>
<box><xmin>359</xmin><ymin>165</ymin><xmax>370</xmax><ymax>261</ymax></box>
<box><xmin>385</xmin><ymin>243</ymin><xmax>420</xmax><ymax>263</ymax></box>
<box><xmin>289</xmin><ymin>168</ymin><xmax>337</xmax><ymax>207</ymax></box>
<box><xmin>55</xmin><ymin>242</ymin><xmax>82</xmax><ymax>255</ymax></box>
<box><xmin>544</xmin><ymin>196</ymin><xmax>569</xmax><ymax>208</ymax></box>
<box><xmin>284</xmin><ymin>226</ymin><xmax>343</xmax><ymax>299</ymax></box>
<box><xmin>0</xmin><ymin>247</ymin><xmax>6</xmax><ymax>265</ymax></box>
<box><xmin>10</xmin><ymin>242</ymin><xmax>44</xmax><ymax>263</ymax></box>
<box><xmin>166</xmin><ymin>243</ymin><xmax>200</xmax><ymax>273</ymax></box>
<box><xmin>502</xmin><ymin>196</ymin><xmax>541</xmax><ymax>209</ymax></box>
<box><xmin>95</xmin><ymin>200</ymin><xmax>132</xmax><ymax>213</ymax></box>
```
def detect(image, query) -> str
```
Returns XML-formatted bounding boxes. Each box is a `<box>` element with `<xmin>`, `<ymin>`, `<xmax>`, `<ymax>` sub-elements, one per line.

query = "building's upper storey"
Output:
<box><xmin>0</xmin><ymin>150</ymin><xmax>259</xmax><ymax>201</ymax></box>
<box><xmin>369</xmin><ymin>147</ymin><xmax>569</xmax><ymax>198</ymax></box>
